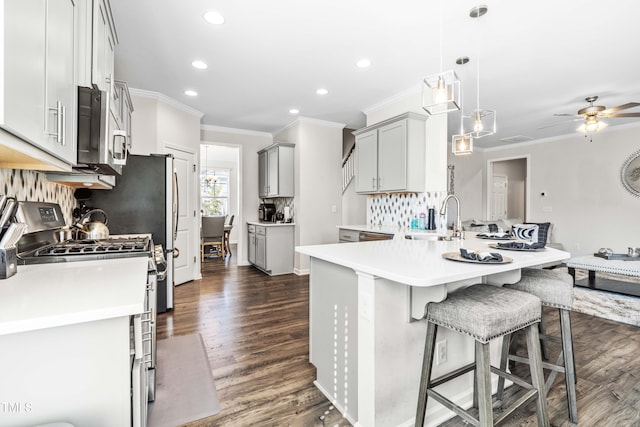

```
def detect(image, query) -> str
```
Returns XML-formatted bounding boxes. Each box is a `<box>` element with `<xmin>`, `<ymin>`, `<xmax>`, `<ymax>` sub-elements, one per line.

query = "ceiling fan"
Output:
<box><xmin>542</xmin><ymin>96</ymin><xmax>640</xmax><ymax>133</ymax></box>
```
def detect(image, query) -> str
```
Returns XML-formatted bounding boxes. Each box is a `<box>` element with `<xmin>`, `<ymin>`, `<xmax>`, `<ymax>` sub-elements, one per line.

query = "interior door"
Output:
<box><xmin>166</xmin><ymin>146</ymin><xmax>196</xmax><ymax>285</ymax></box>
<box><xmin>490</xmin><ymin>175</ymin><xmax>508</xmax><ymax>220</ymax></box>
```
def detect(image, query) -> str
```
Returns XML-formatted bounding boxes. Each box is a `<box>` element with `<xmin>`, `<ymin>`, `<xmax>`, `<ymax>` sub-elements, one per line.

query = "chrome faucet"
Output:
<box><xmin>439</xmin><ymin>194</ymin><xmax>464</xmax><ymax>240</ymax></box>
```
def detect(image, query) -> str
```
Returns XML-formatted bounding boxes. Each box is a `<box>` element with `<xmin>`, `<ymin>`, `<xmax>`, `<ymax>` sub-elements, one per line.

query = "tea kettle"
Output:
<box><xmin>74</xmin><ymin>208</ymin><xmax>109</xmax><ymax>240</ymax></box>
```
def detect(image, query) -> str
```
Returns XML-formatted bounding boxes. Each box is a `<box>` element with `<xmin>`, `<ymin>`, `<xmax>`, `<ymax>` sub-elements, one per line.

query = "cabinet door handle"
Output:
<box><xmin>378</xmin><ymin>176</ymin><xmax>383</xmax><ymax>188</ymax></box>
<box><xmin>48</xmin><ymin>101</ymin><xmax>63</xmax><ymax>144</ymax></box>
<box><xmin>372</xmin><ymin>177</ymin><xmax>376</xmax><ymax>189</ymax></box>
<box><xmin>60</xmin><ymin>104</ymin><xmax>66</xmax><ymax>146</ymax></box>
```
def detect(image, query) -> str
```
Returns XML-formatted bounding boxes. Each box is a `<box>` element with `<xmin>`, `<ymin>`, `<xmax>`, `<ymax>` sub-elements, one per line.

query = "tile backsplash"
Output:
<box><xmin>0</xmin><ymin>168</ymin><xmax>76</xmax><ymax>225</ymax></box>
<box><xmin>367</xmin><ymin>191</ymin><xmax>447</xmax><ymax>229</ymax></box>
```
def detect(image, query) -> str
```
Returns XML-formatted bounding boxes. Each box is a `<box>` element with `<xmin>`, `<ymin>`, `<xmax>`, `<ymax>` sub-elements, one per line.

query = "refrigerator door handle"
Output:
<box><xmin>173</xmin><ymin>171</ymin><xmax>179</xmax><ymax>241</ymax></box>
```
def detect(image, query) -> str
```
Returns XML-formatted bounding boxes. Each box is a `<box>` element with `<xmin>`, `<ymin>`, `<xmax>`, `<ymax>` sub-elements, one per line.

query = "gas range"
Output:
<box><xmin>19</xmin><ymin>235</ymin><xmax>152</xmax><ymax>265</ymax></box>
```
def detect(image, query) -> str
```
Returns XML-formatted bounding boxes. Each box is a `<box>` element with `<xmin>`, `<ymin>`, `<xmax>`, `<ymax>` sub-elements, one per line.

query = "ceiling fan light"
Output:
<box><xmin>452</xmin><ymin>133</ymin><xmax>473</xmax><ymax>155</ymax></box>
<box><xmin>578</xmin><ymin>116</ymin><xmax>607</xmax><ymax>133</ymax></box>
<box><xmin>422</xmin><ymin>70</ymin><xmax>461</xmax><ymax>115</ymax></box>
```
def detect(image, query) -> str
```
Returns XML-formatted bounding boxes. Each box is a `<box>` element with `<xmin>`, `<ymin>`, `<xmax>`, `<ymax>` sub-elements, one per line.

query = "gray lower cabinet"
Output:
<box><xmin>247</xmin><ymin>223</ymin><xmax>294</xmax><ymax>275</ymax></box>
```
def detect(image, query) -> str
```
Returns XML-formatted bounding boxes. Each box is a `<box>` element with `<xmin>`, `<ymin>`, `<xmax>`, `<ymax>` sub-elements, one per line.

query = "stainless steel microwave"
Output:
<box><xmin>77</xmin><ymin>86</ymin><xmax>128</xmax><ymax>175</ymax></box>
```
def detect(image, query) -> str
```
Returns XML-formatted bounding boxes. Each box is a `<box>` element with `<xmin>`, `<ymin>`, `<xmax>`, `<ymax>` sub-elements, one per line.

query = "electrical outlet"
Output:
<box><xmin>436</xmin><ymin>340</ymin><xmax>447</xmax><ymax>365</ymax></box>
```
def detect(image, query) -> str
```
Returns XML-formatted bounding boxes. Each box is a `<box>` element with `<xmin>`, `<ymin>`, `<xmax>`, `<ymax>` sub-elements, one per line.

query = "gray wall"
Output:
<box><xmin>450</xmin><ymin>123</ymin><xmax>640</xmax><ymax>255</ymax></box>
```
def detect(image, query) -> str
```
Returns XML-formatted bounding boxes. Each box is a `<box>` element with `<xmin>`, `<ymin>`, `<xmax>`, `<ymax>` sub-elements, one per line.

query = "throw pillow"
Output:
<box><xmin>512</xmin><ymin>222</ymin><xmax>551</xmax><ymax>245</ymax></box>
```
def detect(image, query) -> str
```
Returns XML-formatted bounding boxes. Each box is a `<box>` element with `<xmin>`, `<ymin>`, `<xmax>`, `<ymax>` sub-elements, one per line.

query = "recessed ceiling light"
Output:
<box><xmin>356</xmin><ymin>59</ymin><xmax>371</xmax><ymax>68</ymax></box>
<box><xmin>192</xmin><ymin>60</ymin><xmax>208</xmax><ymax>70</ymax></box>
<box><xmin>185</xmin><ymin>90</ymin><xmax>198</xmax><ymax>97</ymax></box>
<box><xmin>289</xmin><ymin>108</ymin><xmax>300</xmax><ymax>115</ymax></box>
<box><xmin>469</xmin><ymin>5</ymin><xmax>488</xmax><ymax>18</ymax></box>
<box><xmin>204</xmin><ymin>10</ymin><xmax>225</xmax><ymax>25</ymax></box>
<box><xmin>316</xmin><ymin>88</ymin><xmax>328</xmax><ymax>95</ymax></box>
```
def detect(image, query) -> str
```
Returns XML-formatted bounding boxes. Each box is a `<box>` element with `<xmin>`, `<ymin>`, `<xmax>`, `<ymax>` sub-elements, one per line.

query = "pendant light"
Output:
<box><xmin>464</xmin><ymin>5</ymin><xmax>496</xmax><ymax>138</ymax></box>
<box><xmin>204</xmin><ymin>146</ymin><xmax>214</xmax><ymax>187</ymax></box>
<box><xmin>452</xmin><ymin>83</ymin><xmax>473</xmax><ymax>155</ymax></box>
<box><xmin>422</xmin><ymin>0</ymin><xmax>461</xmax><ymax>115</ymax></box>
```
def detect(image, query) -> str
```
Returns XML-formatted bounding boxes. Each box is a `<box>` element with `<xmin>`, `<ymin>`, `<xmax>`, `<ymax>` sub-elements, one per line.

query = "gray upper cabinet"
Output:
<box><xmin>91</xmin><ymin>0</ymin><xmax>116</xmax><ymax>96</ymax></box>
<box><xmin>353</xmin><ymin>112</ymin><xmax>426</xmax><ymax>194</ymax></box>
<box><xmin>0</xmin><ymin>0</ymin><xmax>78</xmax><ymax>166</ymax></box>
<box><xmin>258</xmin><ymin>143</ymin><xmax>294</xmax><ymax>198</ymax></box>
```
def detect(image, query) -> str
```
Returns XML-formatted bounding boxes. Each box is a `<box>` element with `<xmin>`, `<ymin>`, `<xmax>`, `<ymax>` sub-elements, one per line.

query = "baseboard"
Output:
<box><xmin>313</xmin><ymin>380</ymin><xmax>357</xmax><ymax>426</ymax></box>
<box><xmin>294</xmin><ymin>267</ymin><xmax>309</xmax><ymax>276</ymax></box>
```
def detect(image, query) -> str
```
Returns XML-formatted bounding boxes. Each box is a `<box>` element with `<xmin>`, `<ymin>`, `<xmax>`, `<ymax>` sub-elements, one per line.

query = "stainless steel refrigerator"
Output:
<box><xmin>88</xmin><ymin>154</ymin><xmax>177</xmax><ymax>312</ymax></box>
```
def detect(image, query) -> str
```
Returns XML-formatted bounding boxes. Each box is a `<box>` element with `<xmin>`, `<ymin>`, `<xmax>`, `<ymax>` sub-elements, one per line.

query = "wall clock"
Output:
<box><xmin>621</xmin><ymin>149</ymin><xmax>640</xmax><ymax>197</ymax></box>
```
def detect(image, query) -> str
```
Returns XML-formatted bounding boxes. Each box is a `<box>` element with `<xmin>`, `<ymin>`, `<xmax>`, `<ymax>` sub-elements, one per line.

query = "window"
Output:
<box><xmin>201</xmin><ymin>168</ymin><xmax>230</xmax><ymax>216</ymax></box>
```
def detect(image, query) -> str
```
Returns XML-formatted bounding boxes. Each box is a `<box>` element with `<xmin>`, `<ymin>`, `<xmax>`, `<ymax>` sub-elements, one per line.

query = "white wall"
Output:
<box><xmin>274</xmin><ymin>118</ymin><xmax>344</xmax><ymax>274</ymax></box>
<box><xmin>450</xmin><ymin>123</ymin><xmax>640</xmax><ymax>255</ymax></box>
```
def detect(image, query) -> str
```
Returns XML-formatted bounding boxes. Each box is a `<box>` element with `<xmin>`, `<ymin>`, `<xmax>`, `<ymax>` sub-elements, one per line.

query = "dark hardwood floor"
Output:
<box><xmin>157</xmin><ymin>250</ymin><xmax>640</xmax><ymax>426</ymax></box>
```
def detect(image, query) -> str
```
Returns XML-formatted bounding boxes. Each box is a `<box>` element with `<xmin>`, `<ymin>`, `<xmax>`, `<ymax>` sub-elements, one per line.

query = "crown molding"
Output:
<box><xmin>274</xmin><ymin>116</ymin><xmax>346</xmax><ymax>135</ymax></box>
<box><xmin>200</xmin><ymin>124</ymin><xmax>272</xmax><ymax>138</ymax></box>
<box><xmin>128</xmin><ymin>88</ymin><xmax>204</xmax><ymax>118</ymax></box>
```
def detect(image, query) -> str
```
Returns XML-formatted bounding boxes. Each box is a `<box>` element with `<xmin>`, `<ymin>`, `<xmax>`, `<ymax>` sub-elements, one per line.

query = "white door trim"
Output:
<box><xmin>486</xmin><ymin>155</ymin><xmax>530</xmax><ymax>222</ymax></box>
<box><xmin>200</xmin><ymin>140</ymin><xmax>245</xmax><ymax>267</ymax></box>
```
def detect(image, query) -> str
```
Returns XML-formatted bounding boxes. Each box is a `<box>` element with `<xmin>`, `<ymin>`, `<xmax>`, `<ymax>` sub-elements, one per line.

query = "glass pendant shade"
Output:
<box><xmin>452</xmin><ymin>133</ymin><xmax>473</xmax><ymax>155</ymax></box>
<box><xmin>422</xmin><ymin>70</ymin><xmax>461</xmax><ymax>115</ymax></box>
<box><xmin>577</xmin><ymin>115</ymin><xmax>607</xmax><ymax>133</ymax></box>
<box><xmin>465</xmin><ymin>109</ymin><xmax>496</xmax><ymax>138</ymax></box>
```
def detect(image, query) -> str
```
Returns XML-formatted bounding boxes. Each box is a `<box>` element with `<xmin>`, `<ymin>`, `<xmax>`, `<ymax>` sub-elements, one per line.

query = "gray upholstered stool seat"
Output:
<box><xmin>498</xmin><ymin>268</ymin><xmax>578</xmax><ymax>423</ymax></box>
<box><xmin>416</xmin><ymin>284</ymin><xmax>550</xmax><ymax>427</ymax></box>
<box><xmin>508</xmin><ymin>268</ymin><xmax>574</xmax><ymax>309</ymax></box>
<box><xmin>426</xmin><ymin>284</ymin><xmax>542</xmax><ymax>343</ymax></box>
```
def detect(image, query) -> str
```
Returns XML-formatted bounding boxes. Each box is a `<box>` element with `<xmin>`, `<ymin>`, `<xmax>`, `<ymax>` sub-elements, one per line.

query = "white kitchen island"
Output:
<box><xmin>296</xmin><ymin>234</ymin><xmax>570</xmax><ymax>427</ymax></box>
<box><xmin>0</xmin><ymin>257</ymin><xmax>149</xmax><ymax>427</ymax></box>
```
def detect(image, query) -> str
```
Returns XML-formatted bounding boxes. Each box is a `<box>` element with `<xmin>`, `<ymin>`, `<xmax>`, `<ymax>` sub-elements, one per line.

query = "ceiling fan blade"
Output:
<box><xmin>600</xmin><ymin>112</ymin><xmax>640</xmax><ymax>118</ymax></box>
<box><xmin>600</xmin><ymin>102</ymin><xmax>640</xmax><ymax>114</ymax></box>
<box><xmin>553</xmin><ymin>113</ymin><xmax>578</xmax><ymax>117</ymax></box>
<box><xmin>538</xmin><ymin>118</ymin><xmax>582</xmax><ymax>129</ymax></box>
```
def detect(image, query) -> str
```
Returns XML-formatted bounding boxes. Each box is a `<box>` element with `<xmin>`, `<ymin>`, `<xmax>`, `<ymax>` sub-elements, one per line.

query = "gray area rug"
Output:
<box><xmin>148</xmin><ymin>333</ymin><xmax>220</xmax><ymax>427</ymax></box>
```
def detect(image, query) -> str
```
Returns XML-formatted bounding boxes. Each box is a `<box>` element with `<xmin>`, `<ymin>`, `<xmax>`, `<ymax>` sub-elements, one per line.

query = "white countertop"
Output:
<box><xmin>0</xmin><ymin>257</ymin><xmax>149</xmax><ymax>336</ymax></box>
<box><xmin>247</xmin><ymin>221</ymin><xmax>295</xmax><ymax>227</ymax></box>
<box><xmin>297</xmin><ymin>234</ymin><xmax>570</xmax><ymax>287</ymax></box>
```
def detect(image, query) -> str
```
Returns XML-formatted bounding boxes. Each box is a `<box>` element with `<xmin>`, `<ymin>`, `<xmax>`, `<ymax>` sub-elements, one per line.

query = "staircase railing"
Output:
<box><xmin>342</xmin><ymin>145</ymin><xmax>355</xmax><ymax>193</ymax></box>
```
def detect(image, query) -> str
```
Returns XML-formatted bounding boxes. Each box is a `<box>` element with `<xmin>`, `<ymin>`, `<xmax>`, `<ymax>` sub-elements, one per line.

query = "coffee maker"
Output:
<box><xmin>258</xmin><ymin>203</ymin><xmax>276</xmax><ymax>222</ymax></box>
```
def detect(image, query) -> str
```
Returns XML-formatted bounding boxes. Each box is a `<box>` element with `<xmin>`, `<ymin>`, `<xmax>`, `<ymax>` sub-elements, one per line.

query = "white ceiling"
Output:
<box><xmin>110</xmin><ymin>0</ymin><xmax>640</xmax><ymax>148</ymax></box>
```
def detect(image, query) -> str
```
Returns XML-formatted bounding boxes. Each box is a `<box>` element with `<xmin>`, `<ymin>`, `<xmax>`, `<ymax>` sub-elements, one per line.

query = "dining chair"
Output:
<box><xmin>224</xmin><ymin>214</ymin><xmax>234</xmax><ymax>256</ymax></box>
<box><xmin>201</xmin><ymin>216</ymin><xmax>226</xmax><ymax>261</ymax></box>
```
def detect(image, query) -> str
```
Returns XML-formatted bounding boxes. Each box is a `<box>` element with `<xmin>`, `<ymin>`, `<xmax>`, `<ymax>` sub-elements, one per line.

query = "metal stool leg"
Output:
<box><xmin>415</xmin><ymin>322</ymin><xmax>437</xmax><ymax>427</ymax></box>
<box><xmin>525</xmin><ymin>324</ymin><xmax>550</xmax><ymax>427</ymax></box>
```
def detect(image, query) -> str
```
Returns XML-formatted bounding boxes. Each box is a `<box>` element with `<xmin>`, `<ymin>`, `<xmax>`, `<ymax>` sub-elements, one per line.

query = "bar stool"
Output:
<box><xmin>415</xmin><ymin>284</ymin><xmax>549</xmax><ymax>427</ymax></box>
<box><xmin>497</xmin><ymin>268</ymin><xmax>578</xmax><ymax>423</ymax></box>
